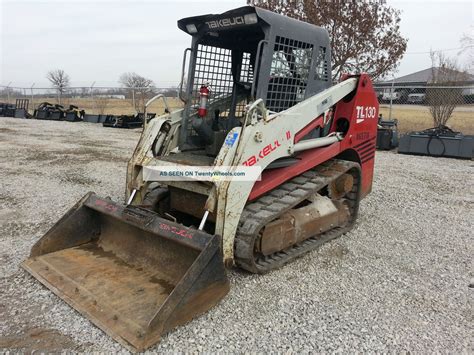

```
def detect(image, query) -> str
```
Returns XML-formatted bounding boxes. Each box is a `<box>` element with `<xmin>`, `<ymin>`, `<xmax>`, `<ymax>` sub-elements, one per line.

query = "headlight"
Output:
<box><xmin>244</xmin><ymin>13</ymin><xmax>258</xmax><ymax>25</ymax></box>
<box><xmin>186</xmin><ymin>24</ymin><xmax>198</xmax><ymax>34</ymax></box>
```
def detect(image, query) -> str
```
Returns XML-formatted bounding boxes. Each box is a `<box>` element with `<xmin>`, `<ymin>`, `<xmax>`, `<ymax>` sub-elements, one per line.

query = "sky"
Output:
<box><xmin>0</xmin><ymin>0</ymin><xmax>472</xmax><ymax>88</ymax></box>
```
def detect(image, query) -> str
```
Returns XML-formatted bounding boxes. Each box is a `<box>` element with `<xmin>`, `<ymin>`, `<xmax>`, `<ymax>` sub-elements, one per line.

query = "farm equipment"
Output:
<box><xmin>103</xmin><ymin>113</ymin><xmax>156</xmax><ymax>128</ymax></box>
<box><xmin>83</xmin><ymin>113</ymin><xmax>101</xmax><ymax>123</ymax></box>
<box><xmin>64</xmin><ymin>105</ymin><xmax>85</xmax><ymax>122</ymax></box>
<box><xmin>399</xmin><ymin>126</ymin><xmax>473</xmax><ymax>159</ymax></box>
<box><xmin>0</xmin><ymin>102</ymin><xmax>16</xmax><ymax>117</ymax></box>
<box><xmin>0</xmin><ymin>99</ymin><xmax>28</xmax><ymax>117</ymax></box>
<box><xmin>22</xmin><ymin>6</ymin><xmax>378</xmax><ymax>351</ymax></box>
<box><xmin>376</xmin><ymin>115</ymin><xmax>398</xmax><ymax>150</ymax></box>
<box><xmin>14</xmin><ymin>99</ymin><xmax>30</xmax><ymax>118</ymax></box>
<box><xmin>34</xmin><ymin>102</ymin><xmax>65</xmax><ymax>120</ymax></box>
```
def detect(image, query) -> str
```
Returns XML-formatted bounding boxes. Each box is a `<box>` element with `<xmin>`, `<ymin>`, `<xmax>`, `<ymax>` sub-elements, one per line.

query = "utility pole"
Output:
<box><xmin>30</xmin><ymin>83</ymin><xmax>35</xmax><ymax>111</ymax></box>
<box><xmin>90</xmin><ymin>81</ymin><xmax>96</xmax><ymax>98</ymax></box>
<box><xmin>6</xmin><ymin>81</ymin><xmax>12</xmax><ymax>103</ymax></box>
<box><xmin>389</xmin><ymin>77</ymin><xmax>395</xmax><ymax>120</ymax></box>
<box><xmin>90</xmin><ymin>81</ymin><xmax>96</xmax><ymax>113</ymax></box>
<box><xmin>132</xmin><ymin>87</ymin><xmax>136</xmax><ymax>113</ymax></box>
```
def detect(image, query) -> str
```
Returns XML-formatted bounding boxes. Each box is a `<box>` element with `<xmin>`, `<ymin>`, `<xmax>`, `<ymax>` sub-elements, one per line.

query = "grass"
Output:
<box><xmin>379</xmin><ymin>104</ymin><xmax>473</xmax><ymax>135</ymax></box>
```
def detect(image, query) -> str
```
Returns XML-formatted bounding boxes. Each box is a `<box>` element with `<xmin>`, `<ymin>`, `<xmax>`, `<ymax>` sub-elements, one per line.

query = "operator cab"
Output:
<box><xmin>177</xmin><ymin>6</ymin><xmax>332</xmax><ymax>154</ymax></box>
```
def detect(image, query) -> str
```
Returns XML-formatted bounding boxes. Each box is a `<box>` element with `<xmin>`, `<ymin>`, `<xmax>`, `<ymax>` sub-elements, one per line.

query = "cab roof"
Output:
<box><xmin>177</xmin><ymin>6</ymin><xmax>328</xmax><ymax>45</ymax></box>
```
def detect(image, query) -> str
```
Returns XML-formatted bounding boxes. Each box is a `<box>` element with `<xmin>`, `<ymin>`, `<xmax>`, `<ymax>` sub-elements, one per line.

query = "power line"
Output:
<box><xmin>405</xmin><ymin>45</ymin><xmax>473</xmax><ymax>55</ymax></box>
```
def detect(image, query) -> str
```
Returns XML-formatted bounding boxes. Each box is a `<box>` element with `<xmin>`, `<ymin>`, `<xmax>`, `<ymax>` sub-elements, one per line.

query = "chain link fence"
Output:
<box><xmin>374</xmin><ymin>84</ymin><xmax>474</xmax><ymax>134</ymax></box>
<box><xmin>0</xmin><ymin>86</ymin><xmax>183</xmax><ymax>115</ymax></box>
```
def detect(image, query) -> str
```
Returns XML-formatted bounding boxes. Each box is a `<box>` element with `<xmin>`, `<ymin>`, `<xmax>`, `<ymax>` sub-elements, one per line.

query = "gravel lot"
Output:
<box><xmin>0</xmin><ymin>117</ymin><xmax>472</xmax><ymax>352</ymax></box>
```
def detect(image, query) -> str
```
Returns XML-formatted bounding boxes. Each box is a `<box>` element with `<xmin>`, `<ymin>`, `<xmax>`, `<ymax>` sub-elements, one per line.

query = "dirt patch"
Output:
<box><xmin>19</xmin><ymin>147</ymin><xmax>101</xmax><ymax>160</ymax></box>
<box><xmin>24</xmin><ymin>150</ymin><xmax>57</xmax><ymax>162</ymax></box>
<box><xmin>0</xmin><ymin>194</ymin><xmax>17</xmax><ymax>206</ymax></box>
<box><xmin>56</xmin><ymin>147</ymin><xmax>101</xmax><ymax>156</ymax></box>
<box><xmin>325</xmin><ymin>244</ymin><xmax>350</xmax><ymax>260</ymax></box>
<box><xmin>75</xmin><ymin>139</ymin><xmax>117</xmax><ymax>148</ymax></box>
<box><xmin>0</xmin><ymin>128</ymin><xmax>14</xmax><ymax>133</ymax></box>
<box><xmin>0</xmin><ymin>166</ymin><xmax>47</xmax><ymax>177</ymax></box>
<box><xmin>60</xmin><ymin>172</ymin><xmax>96</xmax><ymax>185</ymax></box>
<box><xmin>0</xmin><ymin>327</ymin><xmax>82</xmax><ymax>353</ymax></box>
<box><xmin>59</xmin><ymin>147</ymin><xmax>129</xmax><ymax>163</ymax></box>
<box><xmin>99</xmin><ymin>153</ymin><xmax>129</xmax><ymax>163</ymax></box>
<box><xmin>27</xmin><ymin>132</ymin><xmax>65</xmax><ymax>138</ymax></box>
<box><xmin>20</xmin><ymin>146</ymin><xmax>128</xmax><ymax>165</ymax></box>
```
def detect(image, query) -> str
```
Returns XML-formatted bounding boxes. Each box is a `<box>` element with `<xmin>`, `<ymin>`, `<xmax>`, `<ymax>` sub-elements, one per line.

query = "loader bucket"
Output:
<box><xmin>21</xmin><ymin>192</ymin><xmax>230</xmax><ymax>351</ymax></box>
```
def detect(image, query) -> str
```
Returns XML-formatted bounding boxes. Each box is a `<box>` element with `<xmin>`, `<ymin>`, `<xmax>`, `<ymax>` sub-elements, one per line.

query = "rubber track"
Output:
<box><xmin>235</xmin><ymin>159</ymin><xmax>361</xmax><ymax>273</ymax></box>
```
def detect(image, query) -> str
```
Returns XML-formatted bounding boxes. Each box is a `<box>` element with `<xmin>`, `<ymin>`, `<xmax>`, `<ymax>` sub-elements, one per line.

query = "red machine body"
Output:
<box><xmin>249</xmin><ymin>74</ymin><xmax>379</xmax><ymax>201</ymax></box>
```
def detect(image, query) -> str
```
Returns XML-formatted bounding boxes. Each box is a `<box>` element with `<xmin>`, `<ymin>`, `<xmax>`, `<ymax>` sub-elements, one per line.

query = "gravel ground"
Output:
<box><xmin>0</xmin><ymin>117</ymin><xmax>472</xmax><ymax>353</ymax></box>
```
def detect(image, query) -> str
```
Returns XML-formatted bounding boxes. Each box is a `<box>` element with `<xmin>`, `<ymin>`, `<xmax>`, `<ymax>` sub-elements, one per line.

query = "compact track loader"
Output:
<box><xmin>23</xmin><ymin>6</ymin><xmax>378</xmax><ymax>351</ymax></box>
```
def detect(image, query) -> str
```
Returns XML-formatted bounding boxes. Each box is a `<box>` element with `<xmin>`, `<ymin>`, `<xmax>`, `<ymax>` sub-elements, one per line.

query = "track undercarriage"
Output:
<box><xmin>235</xmin><ymin>159</ymin><xmax>361</xmax><ymax>273</ymax></box>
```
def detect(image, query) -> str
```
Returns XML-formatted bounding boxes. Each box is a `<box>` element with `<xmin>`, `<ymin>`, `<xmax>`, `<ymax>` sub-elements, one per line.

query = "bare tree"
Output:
<box><xmin>248</xmin><ymin>0</ymin><xmax>408</xmax><ymax>80</ymax></box>
<box><xmin>46</xmin><ymin>69</ymin><xmax>70</xmax><ymax>105</ymax></box>
<box><xmin>459</xmin><ymin>30</ymin><xmax>473</xmax><ymax>72</ymax></box>
<box><xmin>426</xmin><ymin>51</ymin><xmax>469</xmax><ymax>128</ymax></box>
<box><xmin>119</xmin><ymin>72</ymin><xmax>155</xmax><ymax>112</ymax></box>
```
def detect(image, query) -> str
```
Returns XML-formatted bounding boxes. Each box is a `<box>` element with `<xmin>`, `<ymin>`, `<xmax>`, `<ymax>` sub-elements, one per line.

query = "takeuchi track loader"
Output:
<box><xmin>22</xmin><ymin>6</ymin><xmax>379</xmax><ymax>351</ymax></box>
